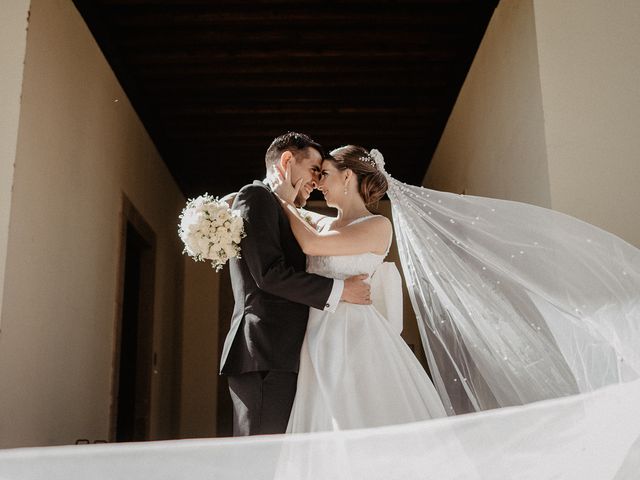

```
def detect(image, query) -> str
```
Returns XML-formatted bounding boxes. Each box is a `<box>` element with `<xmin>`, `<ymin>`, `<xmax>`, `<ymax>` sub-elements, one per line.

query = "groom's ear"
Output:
<box><xmin>279</xmin><ymin>151</ymin><xmax>294</xmax><ymax>171</ymax></box>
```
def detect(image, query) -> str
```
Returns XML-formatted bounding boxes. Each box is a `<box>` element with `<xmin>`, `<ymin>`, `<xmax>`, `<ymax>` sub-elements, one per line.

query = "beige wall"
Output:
<box><xmin>0</xmin><ymin>0</ymin><xmax>31</xmax><ymax>331</ymax></box>
<box><xmin>426</xmin><ymin>0</ymin><xmax>640</xmax><ymax>249</ymax></box>
<box><xmin>426</xmin><ymin>0</ymin><xmax>551</xmax><ymax>207</ymax></box>
<box><xmin>534</xmin><ymin>0</ymin><xmax>640</xmax><ymax>247</ymax></box>
<box><xmin>179</xmin><ymin>261</ymin><xmax>219</xmax><ymax>438</ymax></box>
<box><xmin>0</xmin><ymin>0</ymin><xmax>190</xmax><ymax>447</ymax></box>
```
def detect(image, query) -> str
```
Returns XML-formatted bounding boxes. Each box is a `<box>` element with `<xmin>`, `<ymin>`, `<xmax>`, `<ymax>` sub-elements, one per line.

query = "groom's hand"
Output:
<box><xmin>341</xmin><ymin>274</ymin><xmax>372</xmax><ymax>305</ymax></box>
<box><xmin>271</xmin><ymin>162</ymin><xmax>302</xmax><ymax>205</ymax></box>
<box><xmin>221</xmin><ymin>192</ymin><xmax>237</xmax><ymax>208</ymax></box>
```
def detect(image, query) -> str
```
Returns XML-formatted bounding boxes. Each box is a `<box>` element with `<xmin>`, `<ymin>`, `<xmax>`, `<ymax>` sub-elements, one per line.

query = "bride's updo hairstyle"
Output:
<box><xmin>328</xmin><ymin>145</ymin><xmax>388</xmax><ymax>206</ymax></box>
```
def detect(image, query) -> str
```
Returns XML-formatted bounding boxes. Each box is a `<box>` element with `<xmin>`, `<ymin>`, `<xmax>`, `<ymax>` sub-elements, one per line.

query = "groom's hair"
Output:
<box><xmin>265</xmin><ymin>132</ymin><xmax>326</xmax><ymax>168</ymax></box>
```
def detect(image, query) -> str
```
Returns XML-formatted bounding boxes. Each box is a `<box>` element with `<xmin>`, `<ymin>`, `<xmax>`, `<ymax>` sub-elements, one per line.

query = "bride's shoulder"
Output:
<box><xmin>365</xmin><ymin>215</ymin><xmax>392</xmax><ymax>235</ymax></box>
<box><xmin>371</xmin><ymin>214</ymin><xmax>391</xmax><ymax>226</ymax></box>
<box><xmin>346</xmin><ymin>214</ymin><xmax>392</xmax><ymax>239</ymax></box>
<box><xmin>347</xmin><ymin>215</ymin><xmax>392</xmax><ymax>255</ymax></box>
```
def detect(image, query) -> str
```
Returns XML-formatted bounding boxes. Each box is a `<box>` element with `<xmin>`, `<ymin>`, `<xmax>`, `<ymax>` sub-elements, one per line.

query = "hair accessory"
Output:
<box><xmin>359</xmin><ymin>149</ymin><xmax>385</xmax><ymax>171</ymax></box>
<box><xmin>358</xmin><ymin>154</ymin><xmax>377</xmax><ymax>168</ymax></box>
<box><xmin>369</xmin><ymin>149</ymin><xmax>385</xmax><ymax>170</ymax></box>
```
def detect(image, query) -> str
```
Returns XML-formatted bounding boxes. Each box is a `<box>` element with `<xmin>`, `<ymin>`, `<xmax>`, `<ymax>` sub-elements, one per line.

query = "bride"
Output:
<box><xmin>271</xmin><ymin>145</ymin><xmax>447</xmax><ymax>432</ymax></box>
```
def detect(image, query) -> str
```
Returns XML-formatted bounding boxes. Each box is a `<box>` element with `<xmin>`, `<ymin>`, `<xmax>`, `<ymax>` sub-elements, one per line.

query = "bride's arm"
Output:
<box><xmin>295</xmin><ymin>207</ymin><xmax>328</xmax><ymax>229</ymax></box>
<box><xmin>279</xmin><ymin>200</ymin><xmax>391</xmax><ymax>256</ymax></box>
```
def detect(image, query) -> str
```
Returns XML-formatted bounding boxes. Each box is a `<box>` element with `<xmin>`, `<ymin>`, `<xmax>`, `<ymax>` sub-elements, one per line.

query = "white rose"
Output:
<box><xmin>218</xmin><ymin>210</ymin><xmax>231</xmax><ymax>222</ymax></box>
<box><xmin>185</xmin><ymin>237</ymin><xmax>197</xmax><ymax>251</ymax></box>
<box><xmin>229</xmin><ymin>219</ymin><xmax>241</xmax><ymax>235</ymax></box>
<box><xmin>219</xmin><ymin>230</ymin><xmax>232</xmax><ymax>244</ymax></box>
<box><xmin>197</xmin><ymin>237</ymin><xmax>210</xmax><ymax>253</ymax></box>
<box><xmin>223</xmin><ymin>243</ymin><xmax>236</xmax><ymax>259</ymax></box>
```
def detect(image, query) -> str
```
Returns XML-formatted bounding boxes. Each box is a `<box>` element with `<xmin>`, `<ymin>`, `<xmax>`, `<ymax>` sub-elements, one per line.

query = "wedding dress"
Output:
<box><xmin>286</xmin><ymin>216</ymin><xmax>447</xmax><ymax>433</ymax></box>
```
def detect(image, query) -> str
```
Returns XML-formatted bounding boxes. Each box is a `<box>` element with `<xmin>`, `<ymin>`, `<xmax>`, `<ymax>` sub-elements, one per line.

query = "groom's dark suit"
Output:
<box><xmin>220</xmin><ymin>180</ymin><xmax>336</xmax><ymax>435</ymax></box>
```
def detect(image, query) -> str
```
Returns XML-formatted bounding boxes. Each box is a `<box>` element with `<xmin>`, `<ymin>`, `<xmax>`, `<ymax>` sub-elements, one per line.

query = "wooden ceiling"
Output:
<box><xmin>73</xmin><ymin>0</ymin><xmax>497</xmax><ymax>198</ymax></box>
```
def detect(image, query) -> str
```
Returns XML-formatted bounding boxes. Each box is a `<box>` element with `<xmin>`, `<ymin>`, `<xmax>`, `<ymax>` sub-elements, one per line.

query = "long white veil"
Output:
<box><xmin>376</xmin><ymin>148</ymin><xmax>640</xmax><ymax>414</ymax></box>
<box><xmin>1</xmin><ymin>152</ymin><xmax>639</xmax><ymax>479</ymax></box>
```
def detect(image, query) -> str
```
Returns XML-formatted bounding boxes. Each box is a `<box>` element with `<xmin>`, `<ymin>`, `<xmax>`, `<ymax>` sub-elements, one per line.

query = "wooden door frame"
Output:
<box><xmin>109</xmin><ymin>194</ymin><xmax>157</xmax><ymax>442</ymax></box>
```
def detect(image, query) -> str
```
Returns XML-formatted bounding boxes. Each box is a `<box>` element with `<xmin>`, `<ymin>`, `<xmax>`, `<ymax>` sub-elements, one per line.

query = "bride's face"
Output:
<box><xmin>318</xmin><ymin>160</ymin><xmax>349</xmax><ymax>207</ymax></box>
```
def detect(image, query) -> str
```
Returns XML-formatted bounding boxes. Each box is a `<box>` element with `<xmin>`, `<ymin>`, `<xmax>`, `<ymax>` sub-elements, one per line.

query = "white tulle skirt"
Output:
<box><xmin>287</xmin><ymin>302</ymin><xmax>447</xmax><ymax>433</ymax></box>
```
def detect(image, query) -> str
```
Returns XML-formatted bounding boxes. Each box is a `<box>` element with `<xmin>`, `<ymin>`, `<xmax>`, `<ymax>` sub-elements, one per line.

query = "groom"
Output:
<box><xmin>219</xmin><ymin>132</ymin><xmax>371</xmax><ymax>436</ymax></box>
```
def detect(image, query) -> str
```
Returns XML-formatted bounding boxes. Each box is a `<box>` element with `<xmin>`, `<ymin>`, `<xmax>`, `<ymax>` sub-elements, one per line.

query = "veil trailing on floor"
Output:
<box><xmin>1</xmin><ymin>152</ymin><xmax>639</xmax><ymax>479</ymax></box>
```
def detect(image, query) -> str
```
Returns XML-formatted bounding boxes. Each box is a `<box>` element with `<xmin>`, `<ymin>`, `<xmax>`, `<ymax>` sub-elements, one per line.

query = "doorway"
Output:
<box><xmin>111</xmin><ymin>197</ymin><xmax>156</xmax><ymax>442</ymax></box>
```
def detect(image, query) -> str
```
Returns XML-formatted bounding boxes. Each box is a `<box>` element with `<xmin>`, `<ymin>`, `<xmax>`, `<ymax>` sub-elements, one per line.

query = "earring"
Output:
<box><xmin>344</xmin><ymin>182</ymin><xmax>348</xmax><ymax>195</ymax></box>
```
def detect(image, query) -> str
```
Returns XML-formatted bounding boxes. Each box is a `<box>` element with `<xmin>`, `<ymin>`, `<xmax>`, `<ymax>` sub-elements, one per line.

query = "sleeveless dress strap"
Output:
<box><xmin>345</xmin><ymin>214</ymin><xmax>378</xmax><ymax>227</ymax></box>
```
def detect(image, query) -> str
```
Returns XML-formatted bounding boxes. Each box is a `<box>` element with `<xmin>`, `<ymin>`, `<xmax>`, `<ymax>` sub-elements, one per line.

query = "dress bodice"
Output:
<box><xmin>306</xmin><ymin>215</ymin><xmax>391</xmax><ymax>280</ymax></box>
<box><xmin>307</xmin><ymin>252</ymin><xmax>386</xmax><ymax>280</ymax></box>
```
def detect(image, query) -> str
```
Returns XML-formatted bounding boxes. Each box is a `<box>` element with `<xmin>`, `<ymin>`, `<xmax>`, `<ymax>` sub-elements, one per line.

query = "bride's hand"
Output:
<box><xmin>271</xmin><ymin>161</ymin><xmax>303</xmax><ymax>204</ymax></box>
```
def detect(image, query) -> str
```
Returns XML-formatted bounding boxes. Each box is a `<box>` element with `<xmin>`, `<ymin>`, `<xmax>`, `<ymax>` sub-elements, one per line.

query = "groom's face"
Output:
<box><xmin>289</xmin><ymin>147</ymin><xmax>322</xmax><ymax>207</ymax></box>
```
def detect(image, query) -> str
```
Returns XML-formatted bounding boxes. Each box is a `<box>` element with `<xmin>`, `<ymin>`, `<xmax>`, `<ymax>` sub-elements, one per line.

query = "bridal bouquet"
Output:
<box><xmin>178</xmin><ymin>194</ymin><xmax>246</xmax><ymax>271</ymax></box>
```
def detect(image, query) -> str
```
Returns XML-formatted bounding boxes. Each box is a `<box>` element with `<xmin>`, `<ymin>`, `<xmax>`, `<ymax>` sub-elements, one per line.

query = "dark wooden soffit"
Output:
<box><xmin>73</xmin><ymin>0</ymin><xmax>497</xmax><ymax>198</ymax></box>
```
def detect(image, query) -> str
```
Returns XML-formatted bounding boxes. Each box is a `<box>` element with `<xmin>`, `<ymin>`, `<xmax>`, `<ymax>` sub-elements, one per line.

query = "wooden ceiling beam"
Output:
<box><xmin>99</xmin><ymin>0</ymin><xmax>490</xmax><ymax>6</ymax></box>
<box><xmin>122</xmin><ymin>48</ymin><xmax>465</xmax><ymax>64</ymax></box>
<box><xmin>114</xmin><ymin>30</ymin><xmax>469</xmax><ymax>48</ymax></box>
<box><xmin>166</xmin><ymin>139</ymin><xmax>436</xmax><ymax>152</ymax></box>
<box><xmin>134</xmin><ymin>60</ymin><xmax>454</xmax><ymax>76</ymax></box>
<box><xmin>166</xmin><ymin>130</ymin><xmax>432</xmax><ymax>141</ymax></box>
<box><xmin>161</xmin><ymin>116</ymin><xmax>439</xmax><ymax>129</ymax></box>
<box><xmin>140</xmin><ymin>77</ymin><xmax>450</xmax><ymax>90</ymax></box>
<box><xmin>141</xmin><ymin>84</ymin><xmax>452</xmax><ymax>98</ymax></box>
<box><xmin>158</xmin><ymin>105</ymin><xmax>441</xmax><ymax>115</ymax></box>
<box><xmin>107</xmin><ymin>7</ymin><xmax>487</xmax><ymax>29</ymax></box>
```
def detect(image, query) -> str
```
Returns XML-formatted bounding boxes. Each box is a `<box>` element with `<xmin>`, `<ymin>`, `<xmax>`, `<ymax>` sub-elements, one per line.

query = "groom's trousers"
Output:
<box><xmin>227</xmin><ymin>371</ymin><xmax>297</xmax><ymax>436</ymax></box>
